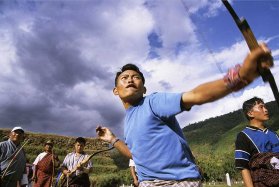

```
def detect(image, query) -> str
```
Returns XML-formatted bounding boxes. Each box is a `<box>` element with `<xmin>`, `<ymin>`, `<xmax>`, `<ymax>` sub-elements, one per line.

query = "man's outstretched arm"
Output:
<box><xmin>182</xmin><ymin>43</ymin><xmax>273</xmax><ymax>109</ymax></box>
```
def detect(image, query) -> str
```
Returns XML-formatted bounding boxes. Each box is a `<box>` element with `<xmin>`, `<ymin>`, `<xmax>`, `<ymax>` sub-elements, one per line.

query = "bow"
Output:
<box><xmin>1</xmin><ymin>139</ymin><xmax>30</xmax><ymax>180</ymax></box>
<box><xmin>68</xmin><ymin>146</ymin><xmax>114</xmax><ymax>176</ymax></box>
<box><xmin>222</xmin><ymin>0</ymin><xmax>279</xmax><ymax>108</ymax></box>
<box><xmin>57</xmin><ymin>147</ymin><xmax>114</xmax><ymax>187</ymax></box>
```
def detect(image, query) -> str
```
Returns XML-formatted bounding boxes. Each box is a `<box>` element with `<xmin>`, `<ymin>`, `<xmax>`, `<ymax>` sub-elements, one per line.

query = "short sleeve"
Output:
<box><xmin>149</xmin><ymin>92</ymin><xmax>183</xmax><ymax>119</ymax></box>
<box><xmin>235</xmin><ymin>132</ymin><xmax>251</xmax><ymax>170</ymax></box>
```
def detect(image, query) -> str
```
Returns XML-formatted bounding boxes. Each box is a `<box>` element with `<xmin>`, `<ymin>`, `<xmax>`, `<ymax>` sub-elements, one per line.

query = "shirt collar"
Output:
<box><xmin>246</xmin><ymin>125</ymin><xmax>267</xmax><ymax>132</ymax></box>
<box><xmin>8</xmin><ymin>139</ymin><xmax>18</xmax><ymax>148</ymax></box>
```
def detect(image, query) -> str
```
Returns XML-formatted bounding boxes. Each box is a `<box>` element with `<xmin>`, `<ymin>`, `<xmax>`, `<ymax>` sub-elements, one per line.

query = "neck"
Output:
<box><xmin>10</xmin><ymin>139</ymin><xmax>20</xmax><ymax>146</ymax></box>
<box><xmin>249</xmin><ymin>120</ymin><xmax>265</xmax><ymax>130</ymax></box>
<box><xmin>122</xmin><ymin>97</ymin><xmax>143</xmax><ymax>109</ymax></box>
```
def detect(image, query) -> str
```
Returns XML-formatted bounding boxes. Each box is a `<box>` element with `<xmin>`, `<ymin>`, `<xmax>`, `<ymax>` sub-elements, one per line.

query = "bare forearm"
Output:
<box><xmin>130</xmin><ymin>167</ymin><xmax>137</xmax><ymax>180</ymax></box>
<box><xmin>182</xmin><ymin>79</ymin><xmax>230</xmax><ymax>108</ymax></box>
<box><xmin>182</xmin><ymin>44</ymin><xmax>273</xmax><ymax>109</ymax></box>
<box><xmin>113</xmin><ymin>139</ymin><xmax>132</xmax><ymax>159</ymax></box>
<box><xmin>241</xmin><ymin>169</ymin><xmax>254</xmax><ymax>187</ymax></box>
<box><xmin>96</xmin><ymin>126</ymin><xmax>132</xmax><ymax>158</ymax></box>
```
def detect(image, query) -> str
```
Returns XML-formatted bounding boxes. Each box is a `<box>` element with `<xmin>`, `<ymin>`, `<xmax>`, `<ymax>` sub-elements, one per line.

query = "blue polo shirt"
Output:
<box><xmin>124</xmin><ymin>92</ymin><xmax>201</xmax><ymax>182</ymax></box>
<box><xmin>235</xmin><ymin>126</ymin><xmax>279</xmax><ymax>169</ymax></box>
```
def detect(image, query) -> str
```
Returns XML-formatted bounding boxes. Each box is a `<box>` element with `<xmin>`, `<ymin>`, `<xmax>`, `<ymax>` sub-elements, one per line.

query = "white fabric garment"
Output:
<box><xmin>270</xmin><ymin>156</ymin><xmax>279</xmax><ymax>169</ymax></box>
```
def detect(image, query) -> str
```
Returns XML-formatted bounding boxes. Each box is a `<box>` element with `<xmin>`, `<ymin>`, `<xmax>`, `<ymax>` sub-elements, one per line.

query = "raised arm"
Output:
<box><xmin>96</xmin><ymin>126</ymin><xmax>132</xmax><ymax>159</ymax></box>
<box><xmin>182</xmin><ymin>43</ymin><xmax>273</xmax><ymax>109</ymax></box>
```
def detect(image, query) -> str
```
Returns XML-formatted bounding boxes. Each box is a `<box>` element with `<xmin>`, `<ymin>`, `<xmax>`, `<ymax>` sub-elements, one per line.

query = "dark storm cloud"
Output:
<box><xmin>2</xmin><ymin>0</ymin><xmax>260</xmax><ymax>138</ymax></box>
<box><xmin>14</xmin><ymin>3</ymin><xmax>112</xmax><ymax>89</ymax></box>
<box><xmin>0</xmin><ymin>0</ymin><xmax>129</xmax><ymax>137</ymax></box>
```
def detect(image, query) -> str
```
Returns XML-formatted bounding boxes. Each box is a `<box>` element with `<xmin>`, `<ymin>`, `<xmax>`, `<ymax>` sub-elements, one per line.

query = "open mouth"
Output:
<box><xmin>126</xmin><ymin>84</ymin><xmax>137</xmax><ymax>89</ymax></box>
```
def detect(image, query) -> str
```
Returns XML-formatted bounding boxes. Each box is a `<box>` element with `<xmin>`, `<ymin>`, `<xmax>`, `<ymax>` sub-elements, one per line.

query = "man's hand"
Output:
<box><xmin>96</xmin><ymin>126</ymin><xmax>132</xmax><ymax>158</ymax></box>
<box><xmin>62</xmin><ymin>169</ymin><xmax>70</xmax><ymax>176</ymax></box>
<box><xmin>133</xmin><ymin>179</ymin><xmax>139</xmax><ymax>187</ymax></box>
<box><xmin>76</xmin><ymin>163</ymin><xmax>84</xmax><ymax>170</ymax></box>
<box><xmin>96</xmin><ymin>126</ymin><xmax>116</xmax><ymax>144</ymax></box>
<box><xmin>239</xmin><ymin>43</ymin><xmax>273</xmax><ymax>83</ymax></box>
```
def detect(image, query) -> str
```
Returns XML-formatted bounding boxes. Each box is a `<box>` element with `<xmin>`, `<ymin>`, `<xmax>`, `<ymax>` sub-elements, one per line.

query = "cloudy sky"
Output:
<box><xmin>1</xmin><ymin>0</ymin><xmax>278</xmax><ymax>138</ymax></box>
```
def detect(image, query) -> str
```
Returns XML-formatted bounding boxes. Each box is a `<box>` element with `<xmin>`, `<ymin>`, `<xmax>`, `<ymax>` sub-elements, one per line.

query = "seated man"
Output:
<box><xmin>60</xmin><ymin>137</ymin><xmax>92</xmax><ymax>187</ymax></box>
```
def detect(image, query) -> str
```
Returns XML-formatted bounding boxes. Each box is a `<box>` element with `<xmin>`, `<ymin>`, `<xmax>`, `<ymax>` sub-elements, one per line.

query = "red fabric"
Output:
<box><xmin>223</xmin><ymin>64</ymin><xmax>247</xmax><ymax>91</ymax></box>
<box><xmin>33</xmin><ymin>153</ymin><xmax>54</xmax><ymax>187</ymax></box>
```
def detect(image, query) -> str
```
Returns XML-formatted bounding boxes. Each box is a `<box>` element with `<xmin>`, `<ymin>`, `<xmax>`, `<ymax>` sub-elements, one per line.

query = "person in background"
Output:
<box><xmin>0</xmin><ymin>126</ymin><xmax>27</xmax><ymax>187</ymax></box>
<box><xmin>32</xmin><ymin>140</ymin><xmax>60</xmax><ymax>187</ymax></box>
<box><xmin>25</xmin><ymin>159</ymin><xmax>33</xmax><ymax>187</ymax></box>
<box><xmin>235</xmin><ymin>97</ymin><xmax>279</xmax><ymax>187</ymax></box>
<box><xmin>60</xmin><ymin>137</ymin><xmax>93</xmax><ymax>187</ymax></box>
<box><xmin>96</xmin><ymin>43</ymin><xmax>274</xmax><ymax>187</ymax></box>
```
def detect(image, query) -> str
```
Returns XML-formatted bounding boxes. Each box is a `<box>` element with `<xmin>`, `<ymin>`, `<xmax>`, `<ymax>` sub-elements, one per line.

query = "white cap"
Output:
<box><xmin>11</xmin><ymin>126</ymin><xmax>24</xmax><ymax>133</ymax></box>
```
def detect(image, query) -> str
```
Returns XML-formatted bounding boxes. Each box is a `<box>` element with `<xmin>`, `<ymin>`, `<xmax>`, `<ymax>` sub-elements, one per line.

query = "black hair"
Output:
<box><xmin>75</xmin><ymin>137</ymin><xmax>86</xmax><ymax>145</ymax></box>
<box><xmin>242</xmin><ymin>97</ymin><xmax>264</xmax><ymax>120</ymax></box>
<box><xmin>114</xmin><ymin>64</ymin><xmax>145</xmax><ymax>86</ymax></box>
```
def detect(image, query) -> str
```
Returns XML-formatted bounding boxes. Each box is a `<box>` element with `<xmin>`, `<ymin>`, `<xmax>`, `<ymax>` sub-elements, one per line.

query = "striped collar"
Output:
<box><xmin>246</xmin><ymin>125</ymin><xmax>267</xmax><ymax>133</ymax></box>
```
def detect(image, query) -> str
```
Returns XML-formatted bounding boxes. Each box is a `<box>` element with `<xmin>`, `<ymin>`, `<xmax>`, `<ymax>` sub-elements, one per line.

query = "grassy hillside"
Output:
<box><xmin>182</xmin><ymin>100</ymin><xmax>279</xmax><ymax>181</ymax></box>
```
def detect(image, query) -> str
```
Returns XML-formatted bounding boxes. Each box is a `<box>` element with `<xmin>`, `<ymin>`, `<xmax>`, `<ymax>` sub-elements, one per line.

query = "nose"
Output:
<box><xmin>263</xmin><ymin>106</ymin><xmax>268</xmax><ymax>113</ymax></box>
<box><xmin>127</xmin><ymin>76</ymin><xmax>134</xmax><ymax>83</ymax></box>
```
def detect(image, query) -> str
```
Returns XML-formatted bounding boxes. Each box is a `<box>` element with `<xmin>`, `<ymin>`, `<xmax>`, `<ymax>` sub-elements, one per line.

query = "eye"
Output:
<box><xmin>133</xmin><ymin>75</ymin><xmax>140</xmax><ymax>80</ymax></box>
<box><xmin>120</xmin><ymin>76</ymin><xmax>128</xmax><ymax>80</ymax></box>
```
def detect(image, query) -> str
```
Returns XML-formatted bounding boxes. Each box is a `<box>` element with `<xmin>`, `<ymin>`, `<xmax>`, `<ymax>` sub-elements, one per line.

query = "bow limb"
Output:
<box><xmin>70</xmin><ymin>147</ymin><xmax>114</xmax><ymax>175</ymax></box>
<box><xmin>58</xmin><ymin>147</ymin><xmax>114</xmax><ymax>187</ymax></box>
<box><xmin>222</xmin><ymin>0</ymin><xmax>279</xmax><ymax>108</ymax></box>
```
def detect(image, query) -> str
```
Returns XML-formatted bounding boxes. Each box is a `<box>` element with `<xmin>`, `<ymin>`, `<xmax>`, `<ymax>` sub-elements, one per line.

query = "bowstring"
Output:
<box><xmin>179</xmin><ymin>0</ymin><xmax>247</xmax><ymax>117</ymax></box>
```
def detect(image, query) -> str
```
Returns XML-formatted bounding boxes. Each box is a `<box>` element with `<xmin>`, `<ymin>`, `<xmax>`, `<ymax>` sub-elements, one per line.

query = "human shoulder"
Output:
<box><xmin>0</xmin><ymin>140</ymin><xmax>11</xmax><ymax>149</ymax></box>
<box><xmin>67</xmin><ymin>152</ymin><xmax>75</xmax><ymax>157</ymax></box>
<box><xmin>235</xmin><ymin>128</ymin><xmax>251</xmax><ymax>144</ymax></box>
<box><xmin>267</xmin><ymin>128</ymin><xmax>279</xmax><ymax>135</ymax></box>
<box><xmin>0</xmin><ymin>140</ymin><xmax>8</xmax><ymax>146</ymax></box>
<box><xmin>148</xmin><ymin>92</ymin><xmax>182</xmax><ymax>97</ymax></box>
<box><xmin>147</xmin><ymin>92</ymin><xmax>183</xmax><ymax>102</ymax></box>
<box><xmin>0</xmin><ymin>141</ymin><xmax>7</xmax><ymax>152</ymax></box>
<box><xmin>236</xmin><ymin>131</ymin><xmax>245</xmax><ymax>140</ymax></box>
<box><xmin>39</xmin><ymin>151</ymin><xmax>47</xmax><ymax>155</ymax></box>
<box><xmin>236</xmin><ymin>129</ymin><xmax>247</xmax><ymax>138</ymax></box>
<box><xmin>62</xmin><ymin>152</ymin><xmax>74</xmax><ymax>162</ymax></box>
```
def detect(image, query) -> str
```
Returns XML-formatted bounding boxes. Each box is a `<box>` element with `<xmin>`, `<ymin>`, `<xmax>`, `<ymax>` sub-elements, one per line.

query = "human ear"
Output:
<box><xmin>113</xmin><ymin>87</ymin><xmax>119</xmax><ymax>96</ymax></box>
<box><xmin>247</xmin><ymin>111</ymin><xmax>254</xmax><ymax>118</ymax></box>
<box><xmin>143</xmin><ymin>87</ymin><xmax>147</xmax><ymax>94</ymax></box>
